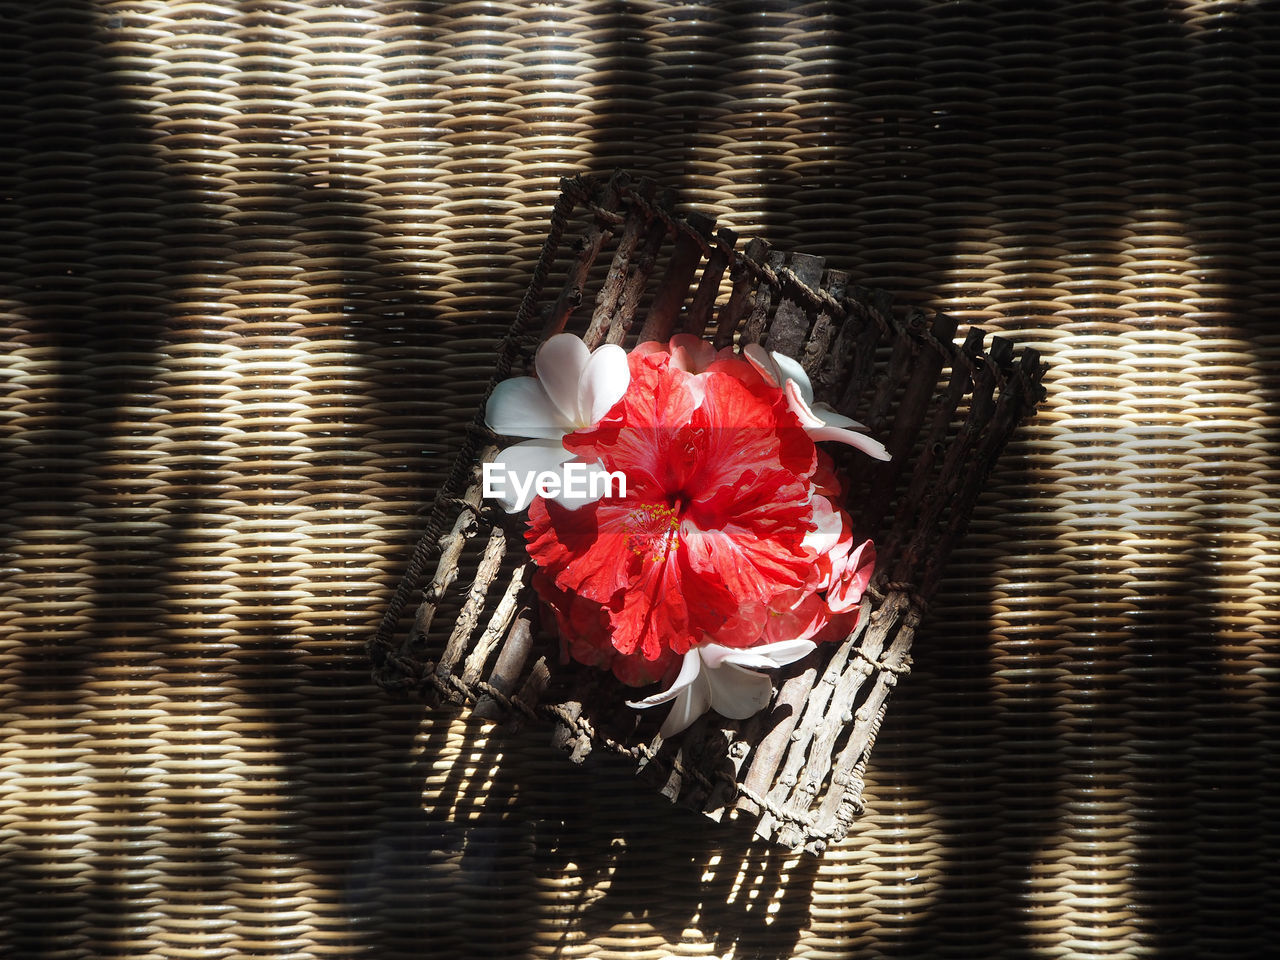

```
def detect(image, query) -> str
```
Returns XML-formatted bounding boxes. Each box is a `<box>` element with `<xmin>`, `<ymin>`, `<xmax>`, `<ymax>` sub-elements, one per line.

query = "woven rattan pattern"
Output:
<box><xmin>3</xmin><ymin>1</ymin><xmax>1277</xmax><ymax>957</ymax></box>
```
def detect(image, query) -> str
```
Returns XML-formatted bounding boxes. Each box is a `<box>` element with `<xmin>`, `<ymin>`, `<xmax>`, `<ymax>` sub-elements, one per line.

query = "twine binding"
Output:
<box><xmin>371</xmin><ymin>171</ymin><xmax>1046</xmax><ymax>853</ymax></box>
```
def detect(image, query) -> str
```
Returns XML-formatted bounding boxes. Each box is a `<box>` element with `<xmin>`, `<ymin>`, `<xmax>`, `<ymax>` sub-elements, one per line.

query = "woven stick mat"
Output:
<box><xmin>2</xmin><ymin>1</ymin><xmax>1277</xmax><ymax>958</ymax></box>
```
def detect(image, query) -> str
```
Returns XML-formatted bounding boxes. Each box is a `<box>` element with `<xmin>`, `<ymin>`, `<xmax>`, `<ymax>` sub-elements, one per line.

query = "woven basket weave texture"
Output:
<box><xmin>2</xmin><ymin>1</ymin><xmax>1278</xmax><ymax>958</ymax></box>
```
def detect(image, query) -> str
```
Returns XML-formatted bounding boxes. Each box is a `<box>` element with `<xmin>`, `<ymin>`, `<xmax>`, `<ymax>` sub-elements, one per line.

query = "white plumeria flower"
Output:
<box><xmin>743</xmin><ymin>343</ymin><xmax>890</xmax><ymax>461</ymax></box>
<box><xmin>627</xmin><ymin>638</ymin><xmax>817</xmax><ymax>738</ymax></box>
<box><xmin>484</xmin><ymin>334</ymin><xmax>629</xmax><ymax>513</ymax></box>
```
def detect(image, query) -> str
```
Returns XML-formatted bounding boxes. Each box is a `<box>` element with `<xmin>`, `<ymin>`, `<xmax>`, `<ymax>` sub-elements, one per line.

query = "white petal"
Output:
<box><xmin>696</xmin><ymin>642</ymin><xmax>746</xmax><ymax>670</ymax></box>
<box><xmin>486</xmin><ymin>439</ymin><xmax>573</xmax><ymax>513</ymax></box>
<box><xmin>711</xmin><ymin>650</ymin><xmax>778</xmax><ymax>671</ymax></box>
<box><xmin>811</xmin><ymin>401</ymin><xmax>867</xmax><ymax>431</ymax></box>
<box><xmin>743</xmin><ymin>343</ymin><xmax>782</xmax><ymax>386</ymax></box>
<box><xmin>684</xmin><ymin>374</ymin><xmax>707</xmax><ymax>409</ymax></box>
<box><xmin>785</xmin><ymin>381</ymin><xmax>892</xmax><ymax>461</ymax></box>
<box><xmin>769</xmin><ymin>350</ymin><xmax>814</xmax><ymax>404</ymax></box>
<box><xmin>551</xmin><ymin>460</ymin><xmax>616</xmax><ymax>511</ymax></box>
<box><xmin>626</xmin><ymin>648</ymin><xmax>702</xmax><ymax>708</ymax></box>
<box><xmin>802</xmin><ymin>493</ymin><xmax>842</xmax><ymax>556</ymax></box>
<box><xmin>783</xmin><ymin>379</ymin><xmax>828</xmax><ymax>429</ymax></box>
<box><xmin>657</xmin><ymin>674</ymin><xmax>713</xmax><ymax>738</ymax></box>
<box><xmin>704</xmin><ymin>663</ymin><xmax>775</xmax><ymax>720</ymax></box>
<box><xmin>486</xmin><ymin>377</ymin><xmax>571</xmax><ymax>439</ymax></box>
<box><xmin>728</xmin><ymin>637</ymin><xmax>817</xmax><ymax>668</ymax></box>
<box><xmin>535</xmin><ymin>333</ymin><xmax>591</xmax><ymax>423</ymax></box>
<box><xmin>576</xmin><ymin>342</ymin><xmax>629</xmax><ymax>426</ymax></box>
<box><xmin>808</xmin><ymin>424</ymin><xmax>892</xmax><ymax>461</ymax></box>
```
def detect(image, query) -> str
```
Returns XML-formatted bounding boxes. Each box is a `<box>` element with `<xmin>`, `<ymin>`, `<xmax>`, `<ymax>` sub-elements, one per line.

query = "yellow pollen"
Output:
<box><xmin>623</xmin><ymin>503</ymin><xmax>681</xmax><ymax>562</ymax></box>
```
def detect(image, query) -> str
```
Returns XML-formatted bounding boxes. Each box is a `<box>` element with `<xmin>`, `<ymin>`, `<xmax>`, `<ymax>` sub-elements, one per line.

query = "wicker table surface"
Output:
<box><xmin>3</xmin><ymin>2</ymin><xmax>1277</xmax><ymax>958</ymax></box>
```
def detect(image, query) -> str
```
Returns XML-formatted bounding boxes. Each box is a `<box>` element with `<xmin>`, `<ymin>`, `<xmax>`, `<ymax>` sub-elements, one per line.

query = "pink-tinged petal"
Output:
<box><xmin>769</xmin><ymin>350</ymin><xmax>814</xmax><ymax>403</ymax></box>
<box><xmin>807</xmin><ymin>424</ymin><xmax>891</xmax><ymax>461</ymax></box>
<box><xmin>710</xmin><ymin>650</ymin><xmax>779</xmax><ymax>671</ymax></box>
<box><xmin>535</xmin><ymin>333</ymin><xmax>591</xmax><ymax>423</ymax></box>
<box><xmin>802</xmin><ymin>493</ymin><xmax>843</xmax><ymax>558</ymax></box>
<box><xmin>743</xmin><ymin>342</ymin><xmax>782</xmax><ymax>385</ymax></box>
<box><xmin>783</xmin><ymin>381</ymin><xmax>890</xmax><ymax>460</ymax></box>
<box><xmin>667</xmin><ymin>333</ymin><xmax>718</xmax><ymax>373</ymax></box>
<box><xmin>704</xmin><ymin>662</ymin><xmax>775</xmax><ymax>720</ymax></box>
<box><xmin>783</xmin><ymin>379</ymin><xmax>828</xmax><ymax>429</ymax></box>
<box><xmin>812</xmin><ymin>401</ymin><xmax>867</xmax><ymax>431</ymax></box>
<box><xmin>703</xmin><ymin>354</ymin><xmax>765</xmax><ymax>387</ymax></box>
<box><xmin>577</xmin><ymin>343</ymin><xmax>629</xmax><ymax>425</ymax></box>
<box><xmin>486</xmin><ymin>377</ymin><xmax>570</xmax><ymax>439</ymax></box>
<box><xmin>626</xmin><ymin>648</ymin><xmax>702</xmax><ymax>708</ymax></box>
<box><xmin>828</xmin><ymin>539</ymin><xmax>876</xmax><ymax>613</ymax></box>
<box><xmin>630</xmin><ymin>341</ymin><xmax>668</xmax><ymax>361</ymax></box>
<box><xmin>701</xmin><ymin>640</ymin><xmax>811</xmax><ymax>671</ymax></box>
<box><xmin>488</xmin><ymin>439</ymin><xmax>574</xmax><ymax>512</ymax></box>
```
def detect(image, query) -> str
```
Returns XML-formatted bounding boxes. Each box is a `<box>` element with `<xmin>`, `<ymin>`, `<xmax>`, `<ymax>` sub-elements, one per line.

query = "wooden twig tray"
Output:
<box><xmin>371</xmin><ymin>172</ymin><xmax>1045</xmax><ymax>853</ymax></box>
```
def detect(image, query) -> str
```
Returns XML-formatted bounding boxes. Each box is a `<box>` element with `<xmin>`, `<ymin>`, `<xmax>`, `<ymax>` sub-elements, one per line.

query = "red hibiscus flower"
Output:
<box><xmin>500</xmin><ymin>334</ymin><xmax>884</xmax><ymax>735</ymax></box>
<box><xmin>526</xmin><ymin>349</ymin><xmax>820</xmax><ymax>663</ymax></box>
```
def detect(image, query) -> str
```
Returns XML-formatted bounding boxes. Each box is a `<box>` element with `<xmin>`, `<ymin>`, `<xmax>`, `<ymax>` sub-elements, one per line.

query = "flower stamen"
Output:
<box><xmin>622</xmin><ymin>502</ymin><xmax>681</xmax><ymax>563</ymax></box>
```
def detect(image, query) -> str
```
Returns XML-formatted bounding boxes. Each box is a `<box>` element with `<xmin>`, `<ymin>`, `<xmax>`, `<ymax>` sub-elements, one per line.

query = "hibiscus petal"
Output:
<box><xmin>668</xmin><ymin>333</ymin><xmax>717</xmax><ymax>373</ymax></box>
<box><xmin>486</xmin><ymin>377</ymin><xmax>570</xmax><ymax>439</ymax></box>
<box><xmin>630</xmin><ymin>341</ymin><xmax>668</xmax><ymax>361</ymax></box>
<box><xmin>488</xmin><ymin>439</ymin><xmax>574</xmax><ymax>513</ymax></box>
<box><xmin>626</xmin><ymin>648</ymin><xmax>702</xmax><ymax>708</ymax></box>
<box><xmin>704</xmin><ymin>355</ymin><xmax>765</xmax><ymax>387</ymax></box>
<box><xmin>802</xmin><ymin>493</ymin><xmax>843</xmax><ymax>557</ymax></box>
<box><xmin>535</xmin><ymin>333</ymin><xmax>592</xmax><ymax>423</ymax></box>
<box><xmin>704</xmin><ymin>662</ymin><xmax>775</xmax><ymax>720</ymax></box>
<box><xmin>762</xmin><ymin>591</ymin><xmax>832</xmax><ymax>645</ymax></box>
<box><xmin>828</xmin><ymin>539</ymin><xmax>877</xmax><ymax>612</ymax></box>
